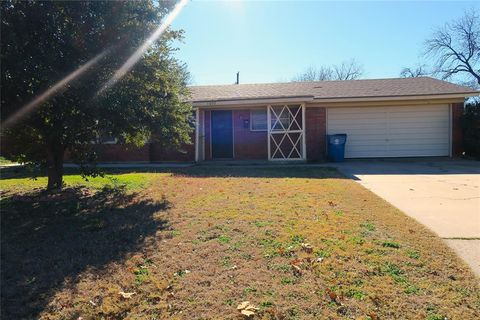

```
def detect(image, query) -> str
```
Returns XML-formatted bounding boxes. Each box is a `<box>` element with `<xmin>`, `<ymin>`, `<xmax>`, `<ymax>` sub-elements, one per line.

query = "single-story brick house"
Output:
<box><xmin>61</xmin><ymin>77</ymin><xmax>476</xmax><ymax>163</ymax></box>
<box><xmin>189</xmin><ymin>77</ymin><xmax>478</xmax><ymax>162</ymax></box>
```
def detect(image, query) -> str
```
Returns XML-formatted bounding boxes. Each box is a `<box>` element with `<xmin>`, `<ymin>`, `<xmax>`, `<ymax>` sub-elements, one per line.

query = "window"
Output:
<box><xmin>250</xmin><ymin>109</ymin><xmax>267</xmax><ymax>131</ymax></box>
<box><xmin>97</xmin><ymin>133</ymin><xmax>117</xmax><ymax>144</ymax></box>
<box><xmin>100</xmin><ymin>136</ymin><xmax>117</xmax><ymax>144</ymax></box>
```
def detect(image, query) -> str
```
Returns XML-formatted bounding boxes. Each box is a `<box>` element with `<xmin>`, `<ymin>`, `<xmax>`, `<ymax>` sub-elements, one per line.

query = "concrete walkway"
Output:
<box><xmin>334</xmin><ymin>159</ymin><xmax>480</xmax><ymax>276</ymax></box>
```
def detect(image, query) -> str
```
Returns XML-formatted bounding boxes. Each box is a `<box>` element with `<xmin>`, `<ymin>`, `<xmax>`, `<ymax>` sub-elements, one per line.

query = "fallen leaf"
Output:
<box><xmin>301</xmin><ymin>243</ymin><xmax>313</xmax><ymax>253</ymax></box>
<box><xmin>241</xmin><ymin>309</ymin><xmax>255</xmax><ymax>317</ymax></box>
<box><xmin>326</xmin><ymin>288</ymin><xmax>341</xmax><ymax>305</ymax></box>
<box><xmin>237</xmin><ymin>301</ymin><xmax>259</xmax><ymax>317</ymax></box>
<box><xmin>245</xmin><ymin>306</ymin><xmax>259</xmax><ymax>311</ymax></box>
<box><xmin>292</xmin><ymin>264</ymin><xmax>302</xmax><ymax>277</ymax></box>
<box><xmin>118</xmin><ymin>291</ymin><xmax>135</xmax><ymax>299</ymax></box>
<box><xmin>237</xmin><ymin>301</ymin><xmax>250</xmax><ymax>310</ymax></box>
<box><xmin>368</xmin><ymin>311</ymin><xmax>379</xmax><ymax>320</ymax></box>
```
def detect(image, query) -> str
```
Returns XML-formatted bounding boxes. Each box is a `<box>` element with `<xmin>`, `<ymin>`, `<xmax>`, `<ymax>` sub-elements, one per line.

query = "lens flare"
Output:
<box><xmin>2</xmin><ymin>49</ymin><xmax>109</xmax><ymax>129</ymax></box>
<box><xmin>2</xmin><ymin>1</ymin><xmax>188</xmax><ymax>129</ymax></box>
<box><xmin>97</xmin><ymin>0</ymin><xmax>189</xmax><ymax>95</ymax></box>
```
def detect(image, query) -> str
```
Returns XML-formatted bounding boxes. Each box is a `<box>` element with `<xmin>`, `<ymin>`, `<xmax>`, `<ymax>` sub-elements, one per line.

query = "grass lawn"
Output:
<box><xmin>1</xmin><ymin>166</ymin><xmax>479</xmax><ymax>319</ymax></box>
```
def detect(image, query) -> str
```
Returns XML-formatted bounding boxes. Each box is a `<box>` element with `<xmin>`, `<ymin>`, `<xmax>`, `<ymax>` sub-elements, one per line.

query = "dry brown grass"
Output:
<box><xmin>1</xmin><ymin>167</ymin><xmax>479</xmax><ymax>320</ymax></box>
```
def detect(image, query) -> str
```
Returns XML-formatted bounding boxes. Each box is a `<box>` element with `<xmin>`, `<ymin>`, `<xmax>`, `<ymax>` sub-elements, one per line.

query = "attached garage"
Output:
<box><xmin>327</xmin><ymin>104</ymin><xmax>451</xmax><ymax>158</ymax></box>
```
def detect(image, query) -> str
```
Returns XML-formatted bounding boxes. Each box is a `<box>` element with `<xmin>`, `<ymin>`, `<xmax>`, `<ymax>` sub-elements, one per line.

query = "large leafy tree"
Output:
<box><xmin>1</xmin><ymin>0</ymin><xmax>192</xmax><ymax>190</ymax></box>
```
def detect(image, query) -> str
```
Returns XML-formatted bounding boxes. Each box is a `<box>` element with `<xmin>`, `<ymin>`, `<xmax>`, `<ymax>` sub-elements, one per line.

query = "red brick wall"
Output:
<box><xmin>150</xmin><ymin>142</ymin><xmax>195</xmax><ymax>162</ymax></box>
<box><xmin>65</xmin><ymin>142</ymin><xmax>195</xmax><ymax>163</ymax></box>
<box><xmin>233</xmin><ymin>110</ymin><xmax>268</xmax><ymax>160</ymax></box>
<box><xmin>61</xmin><ymin>102</ymin><xmax>465</xmax><ymax>163</ymax></box>
<box><xmin>93</xmin><ymin>144</ymin><xmax>150</xmax><ymax>162</ymax></box>
<box><xmin>305</xmin><ymin>107</ymin><xmax>326</xmax><ymax>161</ymax></box>
<box><xmin>451</xmin><ymin>102</ymin><xmax>464</xmax><ymax>157</ymax></box>
<box><xmin>203</xmin><ymin>108</ymin><xmax>326</xmax><ymax>161</ymax></box>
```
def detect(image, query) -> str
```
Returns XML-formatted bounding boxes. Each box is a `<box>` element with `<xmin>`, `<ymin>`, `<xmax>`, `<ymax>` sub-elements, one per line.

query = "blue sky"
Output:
<box><xmin>171</xmin><ymin>1</ymin><xmax>479</xmax><ymax>85</ymax></box>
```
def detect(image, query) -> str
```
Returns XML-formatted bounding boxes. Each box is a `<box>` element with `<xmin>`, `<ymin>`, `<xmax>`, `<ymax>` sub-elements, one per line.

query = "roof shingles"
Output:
<box><xmin>187</xmin><ymin>77</ymin><xmax>477</xmax><ymax>103</ymax></box>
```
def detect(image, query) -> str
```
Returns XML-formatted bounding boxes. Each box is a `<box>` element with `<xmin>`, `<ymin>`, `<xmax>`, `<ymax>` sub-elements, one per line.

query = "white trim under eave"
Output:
<box><xmin>192</xmin><ymin>96</ymin><xmax>314</xmax><ymax>108</ymax></box>
<box><xmin>312</xmin><ymin>93</ymin><xmax>478</xmax><ymax>103</ymax></box>
<box><xmin>191</xmin><ymin>93</ymin><xmax>478</xmax><ymax>109</ymax></box>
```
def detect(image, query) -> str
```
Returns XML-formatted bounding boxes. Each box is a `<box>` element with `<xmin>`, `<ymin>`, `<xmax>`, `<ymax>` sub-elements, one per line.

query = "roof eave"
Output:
<box><xmin>189</xmin><ymin>92</ymin><xmax>479</xmax><ymax>108</ymax></box>
<box><xmin>311</xmin><ymin>92</ymin><xmax>479</xmax><ymax>103</ymax></box>
<box><xmin>191</xmin><ymin>96</ymin><xmax>314</xmax><ymax>108</ymax></box>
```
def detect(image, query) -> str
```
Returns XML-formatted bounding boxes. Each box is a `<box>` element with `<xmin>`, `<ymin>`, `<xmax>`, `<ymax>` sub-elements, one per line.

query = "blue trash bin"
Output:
<box><xmin>327</xmin><ymin>134</ymin><xmax>347</xmax><ymax>162</ymax></box>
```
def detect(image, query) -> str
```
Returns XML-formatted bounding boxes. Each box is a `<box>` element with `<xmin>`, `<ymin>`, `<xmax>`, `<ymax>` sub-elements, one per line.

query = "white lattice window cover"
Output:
<box><xmin>268</xmin><ymin>104</ymin><xmax>305</xmax><ymax>160</ymax></box>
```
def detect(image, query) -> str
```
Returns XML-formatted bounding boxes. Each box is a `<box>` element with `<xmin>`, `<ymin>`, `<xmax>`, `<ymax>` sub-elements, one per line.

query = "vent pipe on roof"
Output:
<box><xmin>236</xmin><ymin>72</ymin><xmax>239</xmax><ymax>84</ymax></box>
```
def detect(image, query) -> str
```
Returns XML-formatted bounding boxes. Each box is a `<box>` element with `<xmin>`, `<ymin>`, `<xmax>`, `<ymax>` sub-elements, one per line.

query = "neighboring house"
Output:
<box><xmin>190</xmin><ymin>77</ymin><xmax>478</xmax><ymax>162</ymax></box>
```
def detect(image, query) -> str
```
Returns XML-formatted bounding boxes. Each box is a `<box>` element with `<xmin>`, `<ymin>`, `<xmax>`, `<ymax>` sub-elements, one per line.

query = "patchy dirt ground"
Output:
<box><xmin>1</xmin><ymin>167</ymin><xmax>479</xmax><ymax>319</ymax></box>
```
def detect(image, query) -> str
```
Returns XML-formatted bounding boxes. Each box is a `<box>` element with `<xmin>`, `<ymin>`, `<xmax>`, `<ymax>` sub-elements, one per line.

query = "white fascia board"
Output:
<box><xmin>312</xmin><ymin>92</ymin><xmax>479</xmax><ymax>103</ymax></box>
<box><xmin>191</xmin><ymin>96</ymin><xmax>314</xmax><ymax>108</ymax></box>
<box><xmin>190</xmin><ymin>92</ymin><xmax>479</xmax><ymax>108</ymax></box>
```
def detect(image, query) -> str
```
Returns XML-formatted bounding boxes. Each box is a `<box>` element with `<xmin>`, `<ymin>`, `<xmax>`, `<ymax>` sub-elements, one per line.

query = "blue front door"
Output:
<box><xmin>211</xmin><ymin>110</ymin><xmax>233</xmax><ymax>159</ymax></box>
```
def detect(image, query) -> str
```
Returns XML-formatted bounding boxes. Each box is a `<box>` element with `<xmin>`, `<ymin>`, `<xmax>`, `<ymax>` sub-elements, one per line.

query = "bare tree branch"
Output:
<box><xmin>333</xmin><ymin>59</ymin><xmax>364</xmax><ymax>80</ymax></box>
<box><xmin>292</xmin><ymin>65</ymin><xmax>334</xmax><ymax>81</ymax></box>
<box><xmin>425</xmin><ymin>8</ymin><xmax>480</xmax><ymax>87</ymax></box>
<box><xmin>400</xmin><ymin>64</ymin><xmax>430</xmax><ymax>78</ymax></box>
<box><xmin>292</xmin><ymin>59</ymin><xmax>363</xmax><ymax>82</ymax></box>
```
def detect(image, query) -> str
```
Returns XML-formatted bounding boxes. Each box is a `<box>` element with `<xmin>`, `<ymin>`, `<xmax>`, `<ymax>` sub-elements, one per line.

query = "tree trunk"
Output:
<box><xmin>46</xmin><ymin>143</ymin><xmax>65</xmax><ymax>191</ymax></box>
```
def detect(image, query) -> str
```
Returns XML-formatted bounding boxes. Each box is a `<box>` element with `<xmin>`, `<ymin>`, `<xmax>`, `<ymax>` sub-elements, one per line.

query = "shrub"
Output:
<box><xmin>461</xmin><ymin>101</ymin><xmax>480</xmax><ymax>159</ymax></box>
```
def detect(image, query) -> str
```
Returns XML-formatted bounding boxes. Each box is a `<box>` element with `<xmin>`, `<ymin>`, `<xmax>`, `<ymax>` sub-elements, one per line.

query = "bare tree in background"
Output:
<box><xmin>293</xmin><ymin>66</ymin><xmax>333</xmax><ymax>81</ymax></box>
<box><xmin>333</xmin><ymin>60</ymin><xmax>364</xmax><ymax>80</ymax></box>
<box><xmin>400</xmin><ymin>64</ymin><xmax>430</xmax><ymax>77</ymax></box>
<box><xmin>292</xmin><ymin>59</ymin><xmax>363</xmax><ymax>81</ymax></box>
<box><xmin>425</xmin><ymin>9</ymin><xmax>480</xmax><ymax>86</ymax></box>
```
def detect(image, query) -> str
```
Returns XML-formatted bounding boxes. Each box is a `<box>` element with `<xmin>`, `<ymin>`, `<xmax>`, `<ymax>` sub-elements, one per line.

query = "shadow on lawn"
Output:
<box><xmin>92</xmin><ymin>166</ymin><xmax>344</xmax><ymax>179</ymax></box>
<box><xmin>0</xmin><ymin>185</ymin><xmax>169</xmax><ymax>319</ymax></box>
<box><xmin>1</xmin><ymin>165</ymin><xmax>346</xmax><ymax>181</ymax></box>
<box><xmin>168</xmin><ymin>166</ymin><xmax>346</xmax><ymax>179</ymax></box>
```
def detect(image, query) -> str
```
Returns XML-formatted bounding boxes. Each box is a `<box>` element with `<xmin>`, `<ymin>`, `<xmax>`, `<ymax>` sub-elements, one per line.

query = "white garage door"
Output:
<box><xmin>327</xmin><ymin>105</ymin><xmax>450</xmax><ymax>158</ymax></box>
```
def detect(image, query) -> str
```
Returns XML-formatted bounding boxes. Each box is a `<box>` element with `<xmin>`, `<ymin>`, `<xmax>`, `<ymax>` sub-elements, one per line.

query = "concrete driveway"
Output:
<box><xmin>334</xmin><ymin>159</ymin><xmax>480</xmax><ymax>276</ymax></box>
